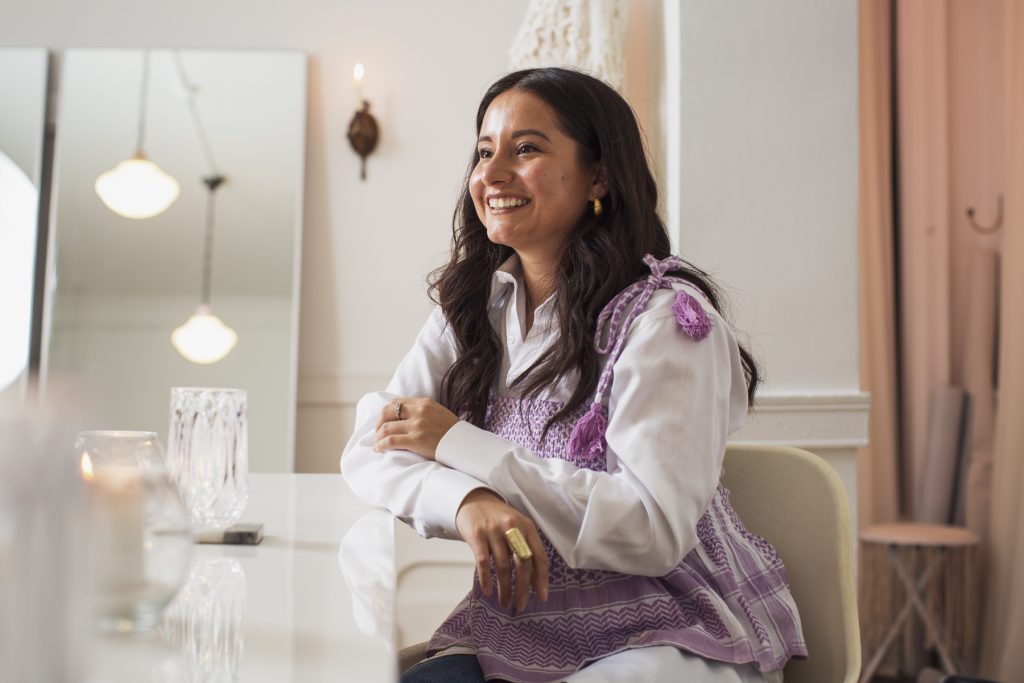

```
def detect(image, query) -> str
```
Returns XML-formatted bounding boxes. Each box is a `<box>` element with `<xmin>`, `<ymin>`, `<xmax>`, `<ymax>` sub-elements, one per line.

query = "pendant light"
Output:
<box><xmin>171</xmin><ymin>174</ymin><xmax>237</xmax><ymax>364</ymax></box>
<box><xmin>95</xmin><ymin>50</ymin><xmax>180</xmax><ymax>219</ymax></box>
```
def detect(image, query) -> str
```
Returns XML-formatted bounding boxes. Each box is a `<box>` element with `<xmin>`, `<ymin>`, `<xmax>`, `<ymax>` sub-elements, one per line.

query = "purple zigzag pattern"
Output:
<box><xmin>696</xmin><ymin>508</ymin><xmax>730</xmax><ymax>570</ymax></box>
<box><xmin>428</xmin><ymin>602</ymin><xmax>471</xmax><ymax>651</ymax></box>
<box><xmin>736</xmin><ymin>592</ymin><xmax>772</xmax><ymax>648</ymax></box>
<box><xmin>470</xmin><ymin>593</ymin><xmax>735</xmax><ymax>674</ymax></box>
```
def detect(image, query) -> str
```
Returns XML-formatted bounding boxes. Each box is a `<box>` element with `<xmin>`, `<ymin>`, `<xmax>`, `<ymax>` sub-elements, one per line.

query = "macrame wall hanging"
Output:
<box><xmin>509</xmin><ymin>0</ymin><xmax>628</xmax><ymax>92</ymax></box>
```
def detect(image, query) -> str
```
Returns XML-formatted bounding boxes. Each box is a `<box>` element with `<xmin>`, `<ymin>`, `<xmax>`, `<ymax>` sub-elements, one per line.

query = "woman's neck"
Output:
<box><xmin>518</xmin><ymin>253</ymin><xmax>557</xmax><ymax>335</ymax></box>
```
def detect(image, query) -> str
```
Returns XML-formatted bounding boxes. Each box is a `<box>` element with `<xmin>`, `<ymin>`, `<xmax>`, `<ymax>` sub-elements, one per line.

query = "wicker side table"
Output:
<box><xmin>858</xmin><ymin>522</ymin><xmax>980</xmax><ymax>683</ymax></box>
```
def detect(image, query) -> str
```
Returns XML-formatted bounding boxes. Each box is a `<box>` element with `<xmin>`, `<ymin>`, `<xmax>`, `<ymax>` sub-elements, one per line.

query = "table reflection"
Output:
<box><xmin>161</xmin><ymin>556</ymin><xmax>247</xmax><ymax>682</ymax></box>
<box><xmin>337</xmin><ymin>509</ymin><xmax>396</xmax><ymax>641</ymax></box>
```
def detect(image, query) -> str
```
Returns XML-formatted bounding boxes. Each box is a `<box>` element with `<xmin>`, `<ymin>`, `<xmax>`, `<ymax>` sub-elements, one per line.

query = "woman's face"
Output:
<box><xmin>471</xmin><ymin>89</ymin><xmax>604</xmax><ymax>261</ymax></box>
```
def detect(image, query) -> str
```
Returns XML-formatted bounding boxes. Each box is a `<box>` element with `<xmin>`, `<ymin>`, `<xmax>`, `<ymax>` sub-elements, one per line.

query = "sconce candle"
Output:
<box><xmin>354</xmin><ymin>62</ymin><xmax>365</xmax><ymax>103</ymax></box>
<box><xmin>347</xmin><ymin>62</ymin><xmax>379</xmax><ymax>181</ymax></box>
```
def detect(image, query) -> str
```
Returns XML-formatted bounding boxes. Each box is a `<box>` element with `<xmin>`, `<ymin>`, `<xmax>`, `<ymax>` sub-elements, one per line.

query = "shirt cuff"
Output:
<box><xmin>436</xmin><ymin>420</ymin><xmax>513</xmax><ymax>483</ymax></box>
<box><xmin>418</xmin><ymin>466</ymin><xmax>496</xmax><ymax>538</ymax></box>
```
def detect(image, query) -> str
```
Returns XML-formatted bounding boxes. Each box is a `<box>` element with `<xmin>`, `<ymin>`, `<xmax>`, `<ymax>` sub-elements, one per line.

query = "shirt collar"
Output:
<box><xmin>488</xmin><ymin>254</ymin><xmax>558</xmax><ymax>333</ymax></box>
<box><xmin>489</xmin><ymin>254</ymin><xmax>522</xmax><ymax>306</ymax></box>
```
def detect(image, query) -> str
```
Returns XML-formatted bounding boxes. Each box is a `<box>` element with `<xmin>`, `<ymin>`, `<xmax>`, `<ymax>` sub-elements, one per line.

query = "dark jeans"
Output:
<box><xmin>400</xmin><ymin>654</ymin><xmax>510</xmax><ymax>683</ymax></box>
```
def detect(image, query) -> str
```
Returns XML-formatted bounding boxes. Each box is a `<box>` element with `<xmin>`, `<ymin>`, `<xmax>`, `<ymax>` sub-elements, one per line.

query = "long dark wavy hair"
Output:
<box><xmin>429</xmin><ymin>67</ymin><xmax>760</xmax><ymax>431</ymax></box>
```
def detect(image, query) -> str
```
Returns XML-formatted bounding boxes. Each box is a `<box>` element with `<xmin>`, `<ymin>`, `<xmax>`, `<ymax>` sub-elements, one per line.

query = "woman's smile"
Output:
<box><xmin>486</xmin><ymin>194</ymin><xmax>532</xmax><ymax>212</ymax></box>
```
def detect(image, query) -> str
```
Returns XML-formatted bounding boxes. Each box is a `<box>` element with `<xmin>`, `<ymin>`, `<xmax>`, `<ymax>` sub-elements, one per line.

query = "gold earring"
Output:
<box><xmin>593</xmin><ymin>197</ymin><xmax>603</xmax><ymax>216</ymax></box>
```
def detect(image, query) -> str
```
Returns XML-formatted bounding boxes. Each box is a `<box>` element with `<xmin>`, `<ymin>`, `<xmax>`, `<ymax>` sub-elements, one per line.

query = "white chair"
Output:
<box><xmin>721</xmin><ymin>443</ymin><xmax>861</xmax><ymax>683</ymax></box>
<box><xmin>398</xmin><ymin>444</ymin><xmax>862</xmax><ymax>682</ymax></box>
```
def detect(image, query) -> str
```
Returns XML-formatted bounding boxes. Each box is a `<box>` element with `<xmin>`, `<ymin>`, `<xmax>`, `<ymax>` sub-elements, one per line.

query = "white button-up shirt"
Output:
<box><xmin>340</xmin><ymin>255</ymin><xmax>750</xmax><ymax>576</ymax></box>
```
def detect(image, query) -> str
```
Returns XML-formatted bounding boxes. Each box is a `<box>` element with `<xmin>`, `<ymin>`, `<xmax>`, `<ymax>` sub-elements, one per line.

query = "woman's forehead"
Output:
<box><xmin>479</xmin><ymin>90</ymin><xmax>562</xmax><ymax>139</ymax></box>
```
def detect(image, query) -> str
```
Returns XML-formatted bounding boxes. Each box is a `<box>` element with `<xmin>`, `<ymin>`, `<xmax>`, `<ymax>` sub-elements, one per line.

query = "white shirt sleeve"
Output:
<box><xmin>340</xmin><ymin>307</ymin><xmax>495</xmax><ymax>540</ymax></box>
<box><xmin>434</xmin><ymin>291</ymin><xmax>750</xmax><ymax>575</ymax></box>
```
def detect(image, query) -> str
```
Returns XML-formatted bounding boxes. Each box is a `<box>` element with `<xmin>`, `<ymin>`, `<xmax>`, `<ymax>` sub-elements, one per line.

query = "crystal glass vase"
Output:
<box><xmin>166</xmin><ymin>388</ymin><xmax>248</xmax><ymax>532</ymax></box>
<box><xmin>76</xmin><ymin>430</ymin><xmax>193</xmax><ymax>633</ymax></box>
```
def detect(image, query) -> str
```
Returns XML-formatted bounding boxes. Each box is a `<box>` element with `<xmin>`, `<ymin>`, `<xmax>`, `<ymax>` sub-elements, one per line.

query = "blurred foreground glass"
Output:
<box><xmin>167</xmin><ymin>388</ymin><xmax>248</xmax><ymax>532</ymax></box>
<box><xmin>77</xmin><ymin>430</ymin><xmax>193</xmax><ymax>633</ymax></box>
<box><xmin>1</xmin><ymin>390</ymin><xmax>90</xmax><ymax>682</ymax></box>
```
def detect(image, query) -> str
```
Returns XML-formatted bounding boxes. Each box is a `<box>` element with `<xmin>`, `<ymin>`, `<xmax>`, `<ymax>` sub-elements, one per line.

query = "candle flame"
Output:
<box><xmin>353</xmin><ymin>63</ymin><xmax>365</xmax><ymax>82</ymax></box>
<box><xmin>81</xmin><ymin>452</ymin><xmax>95</xmax><ymax>482</ymax></box>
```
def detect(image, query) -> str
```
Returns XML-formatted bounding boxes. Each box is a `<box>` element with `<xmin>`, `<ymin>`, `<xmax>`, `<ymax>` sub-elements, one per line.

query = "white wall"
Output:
<box><xmin>669</xmin><ymin>0</ymin><xmax>866</xmax><ymax>522</ymax></box>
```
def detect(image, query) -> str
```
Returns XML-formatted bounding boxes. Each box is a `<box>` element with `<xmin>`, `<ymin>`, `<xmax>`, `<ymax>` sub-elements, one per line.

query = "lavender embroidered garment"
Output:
<box><xmin>427</xmin><ymin>256</ymin><xmax>807</xmax><ymax>682</ymax></box>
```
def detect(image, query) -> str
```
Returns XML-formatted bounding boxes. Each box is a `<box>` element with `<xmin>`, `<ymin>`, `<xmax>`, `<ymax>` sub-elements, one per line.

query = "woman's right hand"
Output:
<box><xmin>455</xmin><ymin>489</ymin><xmax>549</xmax><ymax>612</ymax></box>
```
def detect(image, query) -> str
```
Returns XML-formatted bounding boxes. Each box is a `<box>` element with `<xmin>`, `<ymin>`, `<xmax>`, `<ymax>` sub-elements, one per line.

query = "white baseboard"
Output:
<box><xmin>734</xmin><ymin>392</ymin><xmax>870</xmax><ymax>450</ymax></box>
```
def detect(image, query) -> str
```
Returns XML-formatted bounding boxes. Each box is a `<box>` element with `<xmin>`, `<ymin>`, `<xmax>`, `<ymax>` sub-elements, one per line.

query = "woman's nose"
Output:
<box><xmin>481</xmin><ymin>150</ymin><xmax>513</xmax><ymax>185</ymax></box>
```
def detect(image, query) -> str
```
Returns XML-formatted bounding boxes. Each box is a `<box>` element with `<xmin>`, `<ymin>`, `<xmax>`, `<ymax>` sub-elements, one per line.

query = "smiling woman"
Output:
<box><xmin>341</xmin><ymin>67</ymin><xmax>804</xmax><ymax>683</ymax></box>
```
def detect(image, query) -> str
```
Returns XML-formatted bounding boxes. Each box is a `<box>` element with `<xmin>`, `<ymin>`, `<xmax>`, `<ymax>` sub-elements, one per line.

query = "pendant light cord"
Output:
<box><xmin>200</xmin><ymin>175</ymin><xmax>225</xmax><ymax>306</ymax></box>
<box><xmin>171</xmin><ymin>49</ymin><xmax>226</xmax><ymax>308</ymax></box>
<box><xmin>173</xmin><ymin>51</ymin><xmax>221</xmax><ymax>176</ymax></box>
<box><xmin>135</xmin><ymin>50</ymin><xmax>150</xmax><ymax>156</ymax></box>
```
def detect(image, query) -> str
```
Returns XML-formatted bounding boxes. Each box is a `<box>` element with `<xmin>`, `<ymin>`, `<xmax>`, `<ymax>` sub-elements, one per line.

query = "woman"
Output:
<box><xmin>341</xmin><ymin>67</ymin><xmax>806</xmax><ymax>683</ymax></box>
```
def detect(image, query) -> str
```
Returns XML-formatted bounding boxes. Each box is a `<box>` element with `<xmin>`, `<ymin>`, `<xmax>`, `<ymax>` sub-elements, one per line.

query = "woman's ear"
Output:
<box><xmin>591</xmin><ymin>164</ymin><xmax>609</xmax><ymax>200</ymax></box>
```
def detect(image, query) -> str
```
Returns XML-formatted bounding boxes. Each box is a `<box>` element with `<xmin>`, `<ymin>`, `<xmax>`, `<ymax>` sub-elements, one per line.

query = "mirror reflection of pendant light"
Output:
<box><xmin>95</xmin><ymin>50</ymin><xmax>180</xmax><ymax>219</ymax></box>
<box><xmin>171</xmin><ymin>174</ymin><xmax>237</xmax><ymax>364</ymax></box>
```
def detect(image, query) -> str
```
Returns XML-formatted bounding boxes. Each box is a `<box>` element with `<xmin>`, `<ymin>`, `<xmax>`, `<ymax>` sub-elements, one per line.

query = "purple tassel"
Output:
<box><xmin>672</xmin><ymin>291</ymin><xmax>712</xmax><ymax>341</ymax></box>
<box><xmin>568</xmin><ymin>402</ymin><xmax>607</xmax><ymax>459</ymax></box>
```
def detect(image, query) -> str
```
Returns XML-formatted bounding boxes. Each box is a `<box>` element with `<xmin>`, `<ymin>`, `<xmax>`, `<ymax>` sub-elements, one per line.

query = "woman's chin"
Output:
<box><xmin>485</xmin><ymin>225</ymin><xmax>517</xmax><ymax>249</ymax></box>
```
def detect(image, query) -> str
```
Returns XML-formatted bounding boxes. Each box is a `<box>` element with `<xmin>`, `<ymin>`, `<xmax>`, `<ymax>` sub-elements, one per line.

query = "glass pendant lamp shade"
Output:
<box><xmin>171</xmin><ymin>304</ymin><xmax>237</xmax><ymax>364</ymax></box>
<box><xmin>95</xmin><ymin>154</ymin><xmax>180</xmax><ymax>219</ymax></box>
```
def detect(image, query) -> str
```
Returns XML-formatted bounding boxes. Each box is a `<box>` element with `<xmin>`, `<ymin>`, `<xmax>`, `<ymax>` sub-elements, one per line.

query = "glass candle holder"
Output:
<box><xmin>166</xmin><ymin>388</ymin><xmax>248</xmax><ymax>532</ymax></box>
<box><xmin>76</xmin><ymin>430</ymin><xmax>193</xmax><ymax>633</ymax></box>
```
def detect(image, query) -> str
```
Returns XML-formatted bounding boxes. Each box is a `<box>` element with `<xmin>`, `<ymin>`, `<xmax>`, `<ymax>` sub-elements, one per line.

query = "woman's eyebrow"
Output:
<box><xmin>511</xmin><ymin>128</ymin><xmax>551</xmax><ymax>141</ymax></box>
<box><xmin>477</xmin><ymin>129</ymin><xmax>552</xmax><ymax>143</ymax></box>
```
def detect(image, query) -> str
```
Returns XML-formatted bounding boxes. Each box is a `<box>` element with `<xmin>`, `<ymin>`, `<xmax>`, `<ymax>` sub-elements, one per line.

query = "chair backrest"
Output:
<box><xmin>721</xmin><ymin>444</ymin><xmax>861</xmax><ymax>683</ymax></box>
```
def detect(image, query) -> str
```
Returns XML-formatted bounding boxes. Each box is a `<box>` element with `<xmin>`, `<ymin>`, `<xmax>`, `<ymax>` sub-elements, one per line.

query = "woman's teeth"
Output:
<box><xmin>488</xmin><ymin>197</ymin><xmax>529</xmax><ymax>209</ymax></box>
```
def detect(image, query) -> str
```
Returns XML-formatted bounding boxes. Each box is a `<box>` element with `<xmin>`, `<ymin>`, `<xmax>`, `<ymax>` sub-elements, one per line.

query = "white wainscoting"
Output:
<box><xmin>299</xmin><ymin>373</ymin><xmax>868</xmax><ymax>527</ymax></box>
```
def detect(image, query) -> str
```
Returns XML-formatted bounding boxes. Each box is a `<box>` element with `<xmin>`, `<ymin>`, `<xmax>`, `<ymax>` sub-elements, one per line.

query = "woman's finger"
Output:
<box><xmin>469</xmin><ymin>530</ymin><xmax>493</xmax><ymax>597</ymax></box>
<box><xmin>490</xmin><ymin>533</ymin><xmax>513</xmax><ymax>609</ymax></box>
<box><xmin>513</xmin><ymin>552</ymin><xmax>533</xmax><ymax>613</ymax></box>
<box><xmin>375</xmin><ymin>398</ymin><xmax>408</xmax><ymax>431</ymax></box>
<box><xmin>524</xmin><ymin>525</ymin><xmax>549</xmax><ymax>602</ymax></box>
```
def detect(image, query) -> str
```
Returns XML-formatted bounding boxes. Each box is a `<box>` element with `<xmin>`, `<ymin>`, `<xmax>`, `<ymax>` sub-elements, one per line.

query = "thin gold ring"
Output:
<box><xmin>394</xmin><ymin>402</ymin><xmax>403</xmax><ymax>420</ymax></box>
<box><xmin>504</xmin><ymin>527</ymin><xmax>533</xmax><ymax>561</ymax></box>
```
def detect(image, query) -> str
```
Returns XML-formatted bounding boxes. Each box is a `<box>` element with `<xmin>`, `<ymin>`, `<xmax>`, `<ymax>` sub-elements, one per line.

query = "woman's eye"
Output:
<box><xmin>517</xmin><ymin>144</ymin><xmax>539</xmax><ymax>155</ymax></box>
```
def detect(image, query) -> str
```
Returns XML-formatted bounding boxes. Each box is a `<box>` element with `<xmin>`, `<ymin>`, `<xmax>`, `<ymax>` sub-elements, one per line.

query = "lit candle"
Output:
<box><xmin>82</xmin><ymin>453</ymin><xmax>145</xmax><ymax>614</ymax></box>
<box><xmin>354</xmin><ymin>62</ymin><xmax>365</xmax><ymax>104</ymax></box>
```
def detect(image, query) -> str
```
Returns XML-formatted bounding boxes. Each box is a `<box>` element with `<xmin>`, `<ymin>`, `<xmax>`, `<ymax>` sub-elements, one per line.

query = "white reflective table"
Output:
<box><xmin>89</xmin><ymin>474</ymin><xmax>474</xmax><ymax>683</ymax></box>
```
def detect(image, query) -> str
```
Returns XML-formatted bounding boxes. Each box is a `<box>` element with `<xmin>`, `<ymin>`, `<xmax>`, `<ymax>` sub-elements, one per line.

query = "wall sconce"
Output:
<box><xmin>347</xmin><ymin>63</ymin><xmax>379</xmax><ymax>181</ymax></box>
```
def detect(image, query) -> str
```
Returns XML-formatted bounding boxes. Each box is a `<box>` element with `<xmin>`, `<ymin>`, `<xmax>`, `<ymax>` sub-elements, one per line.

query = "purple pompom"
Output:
<box><xmin>567</xmin><ymin>402</ymin><xmax>607</xmax><ymax>459</ymax></box>
<box><xmin>672</xmin><ymin>291</ymin><xmax>712</xmax><ymax>341</ymax></box>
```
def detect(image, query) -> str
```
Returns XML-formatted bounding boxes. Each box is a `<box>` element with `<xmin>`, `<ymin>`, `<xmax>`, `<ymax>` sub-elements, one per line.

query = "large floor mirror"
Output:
<box><xmin>0</xmin><ymin>48</ymin><xmax>48</xmax><ymax>399</ymax></box>
<box><xmin>44</xmin><ymin>49</ymin><xmax>306</xmax><ymax>471</ymax></box>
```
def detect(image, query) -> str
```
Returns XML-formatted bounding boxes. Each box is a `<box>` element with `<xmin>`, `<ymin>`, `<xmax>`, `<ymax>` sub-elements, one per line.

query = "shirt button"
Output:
<box><xmin>508</xmin><ymin>336</ymin><xmax>516</xmax><ymax>345</ymax></box>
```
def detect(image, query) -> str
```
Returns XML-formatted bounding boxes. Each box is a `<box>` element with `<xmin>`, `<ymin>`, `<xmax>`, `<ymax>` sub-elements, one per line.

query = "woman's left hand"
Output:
<box><xmin>373</xmin><ymin>397</ymin><xmax>460</xmax><ymax>461</ymax></box>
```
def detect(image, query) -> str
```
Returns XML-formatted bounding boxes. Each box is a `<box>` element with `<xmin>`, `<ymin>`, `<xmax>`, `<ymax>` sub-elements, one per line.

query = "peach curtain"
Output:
<box><xmin>860</xmin><ymin>1</ymin><xmax>1021</xmax><ymax>677</ymax></box>
<box><xmin>857</xmin><ymin>0</ymin><xmax>901</xmax><ymax>530</ymax></box>
<box><xmin>978</xmin><ymin>3</ymin><xmax>1024</xmax><ymax>677</ymax></box>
